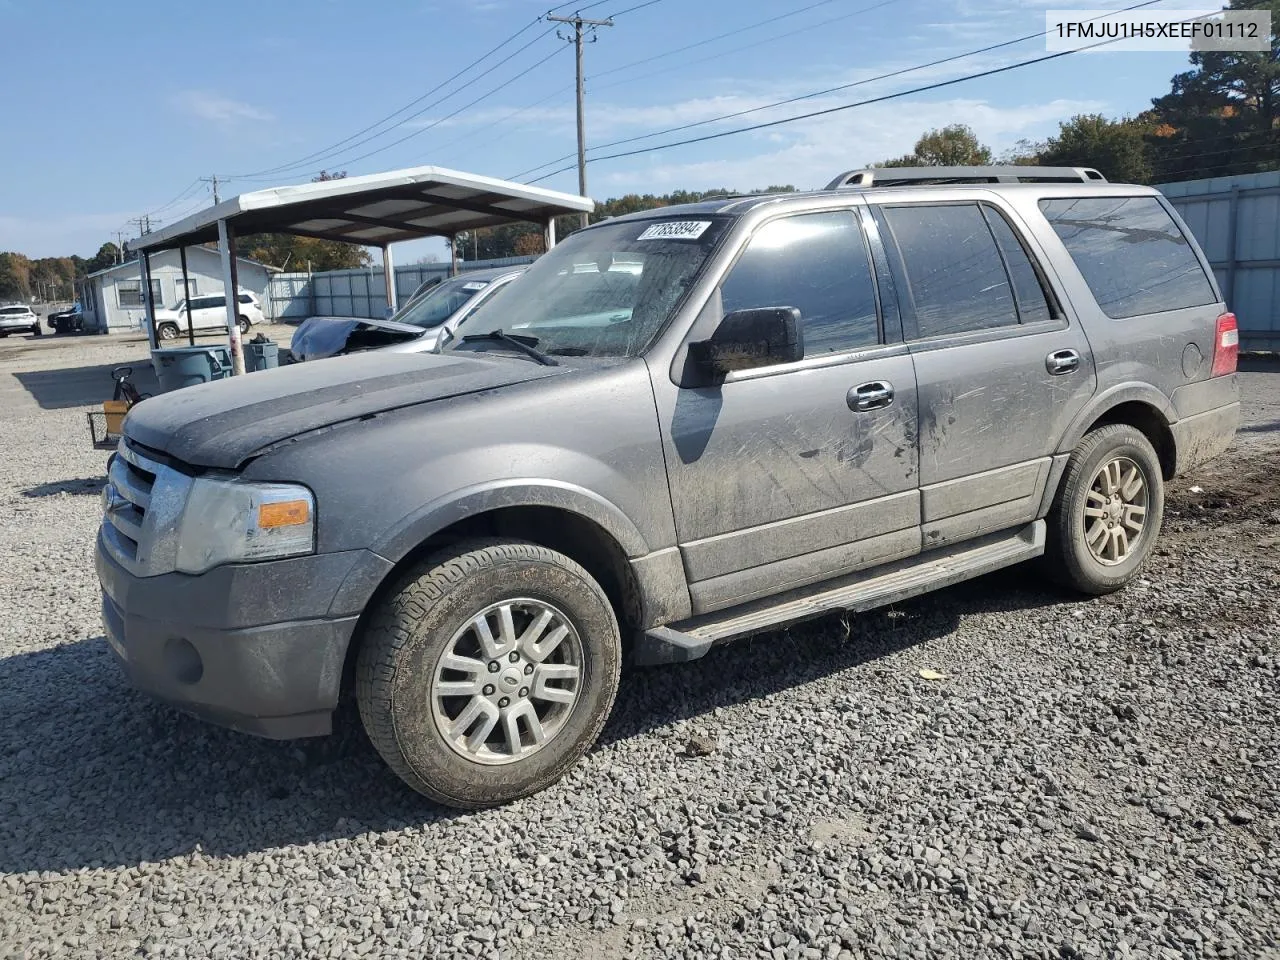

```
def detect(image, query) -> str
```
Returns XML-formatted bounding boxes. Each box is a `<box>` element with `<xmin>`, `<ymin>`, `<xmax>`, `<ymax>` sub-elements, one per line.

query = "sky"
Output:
<box><xmin>0</xmin><ymin>0</ymin><xmax>1216</xmax><ymax>262</ymax></box>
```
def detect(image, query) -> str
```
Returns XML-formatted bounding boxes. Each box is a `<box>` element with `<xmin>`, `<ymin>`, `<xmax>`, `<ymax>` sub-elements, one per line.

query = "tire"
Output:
<box><xmin>157</xmin><ymin>322</ymin><xmax>180</xmax><ymax>341</ymax></box>
<box><xmin>356</xmin><ymin>539</ymin><xmax>621</xmax><ymax>808</ymax></box>
<box><xmin>1044</xmin><ymin>424</ymin><xmax>1164</xmax><ymax>595</ymax></box>
<box><xmin>238</xmin><ymin>316</ymin><xmax>251</xmax><ymax>335</ymax></box>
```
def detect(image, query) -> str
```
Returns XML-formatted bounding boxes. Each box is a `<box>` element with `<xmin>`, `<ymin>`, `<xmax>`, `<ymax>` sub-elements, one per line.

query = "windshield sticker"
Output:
<box><xmin>637</xmin><ymin>221</ymin><xmax>712</xmax><ymax>241</ymax></box>
<box><xmin>462</xmin><ymin>282</ymin><xmax>489</xmax><ymax>292</ymax></box>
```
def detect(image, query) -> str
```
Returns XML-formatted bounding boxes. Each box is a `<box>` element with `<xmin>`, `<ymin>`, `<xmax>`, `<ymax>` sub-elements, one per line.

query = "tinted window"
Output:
<box><xmin>981</xmin><ymin>206</ymin><xmax>1053</xmax><ymax>325</ymax></box>
<box><xmin>720</xmin><ymin>211</ymin><xmax>879</xmax><ymax>356</ymax></box>
<box><xmin>882</xmin><ymin>203</ymin><xmax>1018</xmax><ymax>338</ymax></box>
<box><xmin>238</xmin><ymin>294</ymin><xmax>253</xmax><ymax>304</ymax></box>
<box><xmin>1039</xmin><ymin>196</ymin><xmax>1216</xmax><ymax>318</ymax></box>
<box><xmin>208</xmin><ymin>296</ymin><xmax>226</xmax><ymax>310</ymax></box>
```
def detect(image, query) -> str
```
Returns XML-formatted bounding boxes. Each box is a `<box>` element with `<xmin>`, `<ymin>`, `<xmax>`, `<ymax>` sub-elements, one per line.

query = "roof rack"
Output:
<box><xmin>825</xmin><ymin>166</ymin><xmax>1107</xmax><ymax>189</ymax></box>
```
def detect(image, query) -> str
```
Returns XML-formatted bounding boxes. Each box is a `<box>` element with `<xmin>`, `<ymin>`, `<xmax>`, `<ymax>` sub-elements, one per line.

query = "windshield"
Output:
<box><xmin>446</xmin><ymin>216</ymin><xmax>729</xmax><ymax>359</ymax></box>
<box><xmin>392</xmin><ymin>275</ymin><xmax>491</xmax><ymax>329</ymax></box>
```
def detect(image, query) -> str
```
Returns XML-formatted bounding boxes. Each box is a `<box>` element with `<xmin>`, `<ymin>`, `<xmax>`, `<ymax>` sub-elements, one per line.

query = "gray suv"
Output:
<box><xmin>97</xmin><ymin>167</ymin><xmax>1239</xmax><ymax>808</ymax></box>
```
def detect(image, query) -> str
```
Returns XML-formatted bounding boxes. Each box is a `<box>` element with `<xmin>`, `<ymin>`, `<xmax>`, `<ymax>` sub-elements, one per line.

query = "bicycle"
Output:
<box><xmin>110</xmin><ymin>366</ymin><xmax>152</xmax><ymax>408</ymax></box>
<box><xmin>89</xmin><ymin>367</ymin><xmax>152</xmax><ymax>450</ymax></box>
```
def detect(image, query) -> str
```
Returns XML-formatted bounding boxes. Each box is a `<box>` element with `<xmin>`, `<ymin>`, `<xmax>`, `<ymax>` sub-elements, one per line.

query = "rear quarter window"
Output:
<box><xmin>1039</xmin><ymin>196</ymin><xmax>1217</xmax><ymax>318</ymax></box>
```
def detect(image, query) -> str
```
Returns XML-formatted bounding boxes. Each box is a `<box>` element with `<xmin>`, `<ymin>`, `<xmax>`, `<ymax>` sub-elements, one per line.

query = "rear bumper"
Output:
<box><xmin>96</xmin><ymin>531</ymin><xmax>362</xmax><ymax>739</ymax></box>
<box><xmin>1171</xmin><ymin>401</ymin><xmax>1240</xmax><ymax>475</ymax></box>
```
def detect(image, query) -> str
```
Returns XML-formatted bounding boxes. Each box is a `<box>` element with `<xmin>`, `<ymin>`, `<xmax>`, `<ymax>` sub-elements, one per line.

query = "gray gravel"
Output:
<box><xmin>2</xmin><ymin>335</ymin><xmax>1278</xmax><ymax>959</ymax></box>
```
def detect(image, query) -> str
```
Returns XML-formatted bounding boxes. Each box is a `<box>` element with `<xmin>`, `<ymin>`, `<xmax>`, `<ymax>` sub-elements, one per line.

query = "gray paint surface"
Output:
<box><xmin>101</xmin><ymin>178</ymin><xmax>1241</xmax><ymax>732</ymax></box>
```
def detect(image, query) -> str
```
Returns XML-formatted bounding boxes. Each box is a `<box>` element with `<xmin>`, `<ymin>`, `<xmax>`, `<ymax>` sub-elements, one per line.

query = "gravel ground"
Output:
<box><xmin>1</xmin><ymin>334</ymin><xmax>1277</xmax><ymax>960</ymax></box>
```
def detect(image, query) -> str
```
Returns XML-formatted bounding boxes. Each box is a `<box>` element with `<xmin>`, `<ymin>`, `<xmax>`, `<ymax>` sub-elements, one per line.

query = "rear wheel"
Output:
<box><xmin>1044</xmin><ymin>424</ymin><xmax>1164</xmax><ymax>595</ymax></box>
<box><xmin>356</xmin><ymin>539</ymin><xmax>621</xmax><ymax>808</ymax></box>
<box><xmin>157</xmin><ymin>322</ymin><xmax>179</xmax><ymax>341</ymax></box>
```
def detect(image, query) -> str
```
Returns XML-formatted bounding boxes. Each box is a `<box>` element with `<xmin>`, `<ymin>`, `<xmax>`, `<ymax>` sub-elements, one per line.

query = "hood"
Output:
<box><xmin>289</xmin><ymin>315</ymin><xmax>430</xmax><ymax>362</ymax></box>
<box><xmin>124</xmin><ymin>350</ymin><xmax>563</xmax><ymax>469</ymax></box>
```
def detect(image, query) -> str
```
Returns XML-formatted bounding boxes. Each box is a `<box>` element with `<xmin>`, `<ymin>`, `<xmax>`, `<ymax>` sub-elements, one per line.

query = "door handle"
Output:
<box><xmin>848</xmin><ymin>380</ymin><xmax>894</xmax><ymax>412</ymax></box>
<box><xmin>1046</xmin><ymin>349</ymin><xmax>1081</xmax><ymax>375</ymax></box>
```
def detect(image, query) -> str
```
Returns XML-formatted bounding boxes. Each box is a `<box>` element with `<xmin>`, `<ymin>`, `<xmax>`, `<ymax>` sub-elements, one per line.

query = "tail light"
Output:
<box><xmin>1211</xmin><ymin>312</ymin><xmax>1238</xmax><ymax>377</ymax></box>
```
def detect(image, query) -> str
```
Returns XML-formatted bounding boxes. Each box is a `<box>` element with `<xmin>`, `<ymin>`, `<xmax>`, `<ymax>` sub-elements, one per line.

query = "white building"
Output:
<box><xmin>80</xmin><ymin>246</ymin><xmax>277</xmax><ymax>333</ymax></box>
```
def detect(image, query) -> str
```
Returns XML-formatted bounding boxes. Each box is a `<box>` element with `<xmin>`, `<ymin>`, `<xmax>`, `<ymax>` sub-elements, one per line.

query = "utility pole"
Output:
<box><xmin>113</xmin><ymin>230</ymin><xmax>126</xmax><ymax>263</ymax></box>
<box><xmin>548</xmin><ymin>11</ymin><xmax>613</xmax><ymax>230</ymax></box>
<box><xmin>201</xmin><ymin>174</ymin><xmax>220</xmax><ymax>205</ymax></box>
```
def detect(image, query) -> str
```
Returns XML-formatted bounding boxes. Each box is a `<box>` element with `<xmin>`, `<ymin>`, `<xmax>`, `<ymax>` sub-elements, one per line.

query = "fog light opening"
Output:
<box><xmin>163</xmin><ymin>638</ymin><xmax>204</xmax><ymax>685</ymax></box>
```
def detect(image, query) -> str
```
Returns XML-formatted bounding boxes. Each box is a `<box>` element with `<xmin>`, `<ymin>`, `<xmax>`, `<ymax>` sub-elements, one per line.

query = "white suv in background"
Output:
<box><xmin>0</xmin><ymin>304</ymin><xmax>41</xmax><ymax>337</ymax></box>
<box><xmin>155</xmin><ymin>292</ymin><xmax>265</xmax><ymax>340</ymax></box>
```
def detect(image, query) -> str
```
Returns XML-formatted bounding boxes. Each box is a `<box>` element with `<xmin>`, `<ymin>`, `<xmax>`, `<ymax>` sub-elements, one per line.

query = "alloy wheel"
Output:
<box><xmin>431</xmin><ymin>599</ymin><xmax>584</xmax><ymax>766</ymax></box>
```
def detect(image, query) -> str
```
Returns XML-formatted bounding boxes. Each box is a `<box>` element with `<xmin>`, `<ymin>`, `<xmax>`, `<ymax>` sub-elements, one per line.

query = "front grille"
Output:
<box><xmin>100</xmin><ymin>439</ymin><xmax>193</xmax><ymax>577</ymax></box>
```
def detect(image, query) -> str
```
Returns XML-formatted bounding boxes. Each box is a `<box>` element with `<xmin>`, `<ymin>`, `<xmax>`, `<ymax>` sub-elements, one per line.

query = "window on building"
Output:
<box><xmin>1039</xmin><ymin>196</ymin><xmax>1217</xmax><ymax>318</ymax></box>
<box><xmin>881</xmin><ymin>203</ymin><xmax>1019</xmax><ymax>338</ymax></box>
<box><xmin>720</xmin><ymin>211</ymin><xmax>880</xmax><ymax>357</ymax></box>
<box><xmin>117</xmin><ymin>280</ymin><xmax>164</xmax><ymax>308</ymax></box>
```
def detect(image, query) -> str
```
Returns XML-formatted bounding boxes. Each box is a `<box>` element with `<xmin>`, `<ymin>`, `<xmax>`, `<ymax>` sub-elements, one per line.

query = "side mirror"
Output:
<box><xmin>688</xmin><ymin>306</ymin><xmax>804</xmax><ymax>378</ymax></box>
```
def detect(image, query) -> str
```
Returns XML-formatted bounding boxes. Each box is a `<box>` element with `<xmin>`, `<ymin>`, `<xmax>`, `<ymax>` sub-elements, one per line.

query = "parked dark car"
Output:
<box><xmin>47</xmin><ymin>303</ymin><xmax>86</xmax><ymax>333</ymax></box>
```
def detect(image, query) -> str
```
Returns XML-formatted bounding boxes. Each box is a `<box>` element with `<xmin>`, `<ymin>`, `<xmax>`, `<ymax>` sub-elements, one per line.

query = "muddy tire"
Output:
<box><xmin>1044</xmin><ymin>424</ymin><xmax>1164</xmax><ymax>595</ymax></box>
<box><xmin>355</xmin><ymin>539</ymin><xmax>621</xmax><ymax>809</ymax></box>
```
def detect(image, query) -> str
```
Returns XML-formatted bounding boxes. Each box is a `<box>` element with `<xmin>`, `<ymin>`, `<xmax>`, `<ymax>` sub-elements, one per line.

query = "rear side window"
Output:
<box><xmin>981</xmin><ymin>206</ymin><xmax>1055</xmax><ymax>325</ymax></box>
<box><xmin>720</xmin><ymin>211</ymin><xmax>880</xmax><ymax>356</ymax></box>
<box><xmin>881</xmin><ymin>204</ymin><xmax>1018</xmax><ymax>338</ymax></box>
<box><xmin>1039</xmin><ymin>196</ymin><xmax>1216</xmax><ymax>318</ymax></box>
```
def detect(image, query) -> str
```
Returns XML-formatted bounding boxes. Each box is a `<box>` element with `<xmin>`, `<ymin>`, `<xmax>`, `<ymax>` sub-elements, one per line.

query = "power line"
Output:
<box><xmin>517</xmin><ymin>0</ymin><xmax>1172</xmax><ymax>185</ymax></box>
<box><xmin>224</xmin><ymin>20</ymin><xmax>558</xmax><ymax>181</ymax></box>
<box><xmin>512</xmin><ymin>0</ymin><xmax>1162</xmax><ymax>182</ymax></box>
<box><xmin>298</xmin><ymin>44</ymin><xmax>570</xmax><ymax>175</ymax></box>
<box><xmin>594</xmin><ymin>0</ymin><xmax>847</xmax><ymax>81</ymax></box>
<box><xmin>512</xmin><ymin>0</ymin><xmax>912</xmax><ymax>180</ymax></box>
<box><xmin>525</xmin><ymin>29</ymin><xmax>1181</xmax><ymax>185</ymax></box>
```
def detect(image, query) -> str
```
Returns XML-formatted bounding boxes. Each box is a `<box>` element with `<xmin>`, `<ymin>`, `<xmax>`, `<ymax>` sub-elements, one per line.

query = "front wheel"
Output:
<box><xmin>1044</xmin><ymin>424</ymin><xmax>1164</xmax><ymax>595</ymax></box>
<box><xmin>356</xmin><ymin>539</ymin><xmax>621</xmax><ymax>809</ymax></box>
<box><xmin>238</xmin><ymin>316</ymin><xmax>250</xmax><ymax>335</ymax></box>
<box><xmin>157</xmin><ymin>322</ymin><xmax>179</xmax><ymax>341</ymax></box>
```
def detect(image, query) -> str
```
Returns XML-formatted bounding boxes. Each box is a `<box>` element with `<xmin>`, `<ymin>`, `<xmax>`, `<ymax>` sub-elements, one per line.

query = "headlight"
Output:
<box><xmin>175</xmin><ymin>479</ymin><xmax>315</xmax><ymax>574</ymax></box>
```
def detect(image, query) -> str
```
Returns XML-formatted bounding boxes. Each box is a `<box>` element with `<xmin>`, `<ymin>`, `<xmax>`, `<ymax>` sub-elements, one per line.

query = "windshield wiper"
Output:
<box><xmin>460</xmin><ymin>330</ymin><xmax>559</xmax><ymax>366</ymax></box>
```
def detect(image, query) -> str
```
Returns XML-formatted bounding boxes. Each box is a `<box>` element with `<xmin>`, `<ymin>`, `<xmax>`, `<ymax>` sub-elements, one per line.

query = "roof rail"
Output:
<box><xmin>825</xmin><ymin>165</ymin><xmax>1107</xmax><ymax>189</ymax></box>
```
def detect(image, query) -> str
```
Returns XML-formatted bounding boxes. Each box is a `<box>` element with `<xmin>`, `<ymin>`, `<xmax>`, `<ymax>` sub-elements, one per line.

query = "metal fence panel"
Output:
<box><xmin>266</xmin><ymin>256</ymin><xmax>537</xmax><ymax>323</ymax></box>
<box><xmin>1160</xmin><ymin>172</ymin><xmax>1280</xmax><ymax>350</ymax></box>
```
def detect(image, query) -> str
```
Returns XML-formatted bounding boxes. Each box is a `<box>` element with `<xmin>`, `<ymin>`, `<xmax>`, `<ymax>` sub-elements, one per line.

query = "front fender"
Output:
<box><xmin>370</xmin><ymin>479</ymin><xmax>652</xmax><ymax>565</ymax></box>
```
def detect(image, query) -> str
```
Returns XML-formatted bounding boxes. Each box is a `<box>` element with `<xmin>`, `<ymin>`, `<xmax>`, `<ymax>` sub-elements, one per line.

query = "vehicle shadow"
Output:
<box><xmin>0</xmin><ymin>567</ymin><xmax>1065</xmax><ymax>875</ymax></box>
<box><xmin>10</xmin><ymin>361</ymin><xmax>160</xmax><ymax>410</ymax></box>
<box><xmin>21</xmin><ymin>477</ymin><xmax>108</xmax><ymax>498</ymax></box>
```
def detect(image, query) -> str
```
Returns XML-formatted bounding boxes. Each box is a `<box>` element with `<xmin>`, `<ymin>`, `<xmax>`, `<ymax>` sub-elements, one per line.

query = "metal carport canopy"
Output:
<box><xmin>128</xmin><ymin>165</ymin><xmax>593</xmax><ymax>376</ymax></box>
<box><xmin>130</xmin><ymin>165</ymin><xmax>594</xmax><ymax>251</ymax></box>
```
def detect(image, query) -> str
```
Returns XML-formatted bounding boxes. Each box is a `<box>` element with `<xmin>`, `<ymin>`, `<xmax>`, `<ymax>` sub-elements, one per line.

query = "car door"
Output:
<box><xmin>655</xmin><ymin>208</ymin><xmax>921</xmax><ymax>615</ymax></box>
<box><xmin>870</xmin><ymin>198</ymin><xmax>1097</xmax><ymax>548</ymax></box>
<box><xmin>195</xmin><ymin>296</ymin><xmax>226</xmax><ymax>330</ymax></box>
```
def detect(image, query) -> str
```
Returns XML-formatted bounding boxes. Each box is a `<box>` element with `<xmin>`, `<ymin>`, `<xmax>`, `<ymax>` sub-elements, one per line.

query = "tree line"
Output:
<box><xmin>3</xmin><ymin>0</ymin><xmax>1273</xmax><ymax>297</ymax></box>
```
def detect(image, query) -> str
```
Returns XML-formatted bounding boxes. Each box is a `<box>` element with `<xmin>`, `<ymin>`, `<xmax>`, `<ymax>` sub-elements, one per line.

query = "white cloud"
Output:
<box><xmin>594</xmin><ymin>95</ymin><xmax>1107</xmax><ymax>195</ymax></box>
<box><xmin>169</xmin><ymin>90</ymin><xmax>274</xmax><ymax>125</ymax></box>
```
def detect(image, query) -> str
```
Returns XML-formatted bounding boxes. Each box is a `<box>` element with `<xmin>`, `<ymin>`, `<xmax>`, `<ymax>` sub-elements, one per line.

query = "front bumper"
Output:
<box><xmin>96</xmin><ymin>531</ymin><xmax>365</xmax><ymax>739</ymax></box>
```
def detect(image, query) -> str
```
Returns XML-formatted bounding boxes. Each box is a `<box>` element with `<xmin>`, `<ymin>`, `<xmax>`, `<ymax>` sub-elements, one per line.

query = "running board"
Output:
<box><xmin>634</xmin><ymin>521</ymin><xmax>1045</xmax><ymax>665</ymax></box>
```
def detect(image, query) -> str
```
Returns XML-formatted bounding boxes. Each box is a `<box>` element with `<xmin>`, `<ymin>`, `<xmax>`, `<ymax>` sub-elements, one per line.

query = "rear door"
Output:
<box><xmin>656</xmin><ymin>208</ymin><xmax>921</xmax><ymax>615</ymax></box>
<box><xmin>194</xmin><ymin>295</ymin><xmax>226</xmax><ymax>330</ymax></box>
<box><xmin>871</xmin><ymin>197</ymin><xmax>1097</xmax><ymax>547</ymax></box>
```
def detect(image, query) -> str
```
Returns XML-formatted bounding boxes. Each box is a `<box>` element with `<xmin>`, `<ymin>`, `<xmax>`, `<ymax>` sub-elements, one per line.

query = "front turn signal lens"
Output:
<box><xmin>258</xmin><ymin>499</ymin><xmax>311</xmax><ymax>529</ymax></box>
